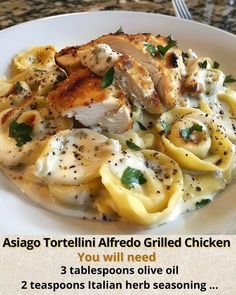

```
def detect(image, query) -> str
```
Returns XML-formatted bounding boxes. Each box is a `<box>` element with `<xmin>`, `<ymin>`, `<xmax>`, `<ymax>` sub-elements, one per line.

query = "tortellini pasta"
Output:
<box><xmin>34</xmin><ymin>129</ymin><xmax>121</xmax><ymax>185</ymax></box>
<box><xmin>156</xmin><ymin>107</ymin><xmax>234</xmax><ymax>172</ymax></box>
<box><xmin>99</xmin><ymin>150</ymin><xmax>183</xmax><ymax>225</ymax></box>
<box><xmin>218</xmin><ymin>89</ymin><xmax>236</xmax><ymax>118</ymax></box>
<box><xmin>0</xmin><ymin>94</ymin><xmax>72</xmax><ymax>166</ymax></box>
<box><xmin>14</xmin><ymin>46</ymin><xmax>57</xmax><ymax>71</ymax></box>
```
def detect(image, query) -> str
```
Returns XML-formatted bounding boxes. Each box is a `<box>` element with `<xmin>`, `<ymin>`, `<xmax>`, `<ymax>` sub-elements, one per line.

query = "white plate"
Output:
<box><xmin>0</xmin><ymin>11</ymin><xmax>236</xmax><ymax>234</ymax></box>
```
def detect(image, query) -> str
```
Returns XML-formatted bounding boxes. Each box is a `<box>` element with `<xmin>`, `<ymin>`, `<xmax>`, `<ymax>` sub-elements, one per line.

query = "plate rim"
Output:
<box><xmin>0</xmin><ymin>10</ymin><xmax>235</xmax><ymax>40</ymax></box>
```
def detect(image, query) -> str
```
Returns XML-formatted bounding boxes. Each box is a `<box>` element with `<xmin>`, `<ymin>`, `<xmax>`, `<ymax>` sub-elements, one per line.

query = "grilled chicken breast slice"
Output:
<box><xmin>61</xmin><ymin>43</ymin><xmax>162</xmax><ymax>114</ymax></box>
<box><xmin>56</xmin><ymin>33</ymin><xmax>186</xmax><ymax>109</ymax></box>
<box><xmin>115</xmin><ymin>54</ymin><xmax>163</xmax><ymax>114</ymax></box>
<box><xmin>55</xmin><ymin>46</ymin><xmax>83</xmax><ymax>74</ymax></box>
<box><xmin>95</xmin><ymin>34</ymin><xmax>186</xmax><ymax>108</ymax></box>
<box><xmin>48</xmin><ymin>68</ymin><xmax>132</xmax><ymax>133</ymax></box>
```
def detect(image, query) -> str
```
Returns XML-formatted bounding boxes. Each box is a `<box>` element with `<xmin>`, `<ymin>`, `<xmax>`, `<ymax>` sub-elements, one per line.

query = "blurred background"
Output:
<box><xmin>0</xmin><ymin>0</ymin><xmax>235</xmax><ymax>34</ymax></box>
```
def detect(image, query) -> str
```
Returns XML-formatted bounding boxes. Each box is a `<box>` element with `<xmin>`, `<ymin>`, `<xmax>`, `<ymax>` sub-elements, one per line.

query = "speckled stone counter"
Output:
<box><xmin>0</xmin><ymin>0</ymin><xmax>235</xmax><ymax>34</ymax></box>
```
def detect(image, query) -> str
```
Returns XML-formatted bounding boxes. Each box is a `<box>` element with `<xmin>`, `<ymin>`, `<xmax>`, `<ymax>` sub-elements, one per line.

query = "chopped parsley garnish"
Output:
<box><xmin>196</xmin><ymin>199</ymin><xmax>211</xmax><ymax>209</ymax></box>
<box><xmin>15</xmin><ymin>81</ymin><xmax>23</xmax><ymax>94</ymax></box>
<box><xmin>115</xmin><ymin>26</ymin><xmax>124</xmax><ymax>34</ymax></box>
<box><xmin>101</xmin><ymin>67</ymin><xmax>115</xmax><ymax>88</ymax></box>
<box><xmin>198</xmin><ymin>60</ymin><xmax>208</xmax><ymax>69</ymax></box>
<box><xmin>56</xmin><ymin>72</ymin><xmax>67</xmax><ymax>83</ymax></box>
<box><xmin>137</xmin><ymin>121</ymin><xmax>147</xmax><ymax>130</ymax></box>
<box><xmin>182</xmin><ymin>52</ymin><xmax>189</xmax><ymax>61</ymax></box>
<box><xmin>160</xmin><ymin>120</ymin><xmax>171</xmax><ymax>135</ymax></box>
<box><xmin>121</xmin><ymin>166</ymin><xmax>147</xmax><ymax>189</ymax></box>
<box><xmin>9</xmin><ymin>120</ymin><xmax>33</xmax><ymax>147</ymax></box>
<box><xmin>144</xmin><ymin>36</ymin><xmax>177</xmax><ymax>59</ymax></box>
<box><xmin>224</xmin><ymin>75</ymin><xmax>236</xmax><ymax>85</ymax></box>
<box><xmin>212</xmin><ymin>61</ymin><xmax>219</xmax><ymax>69</ymax></box>
<box><xmin>144</xmin><ymin>43</ymin><xmax>158</xmax><ymax>57</ymax></box>
<box><xmin>126</xmin><ymin>140</ymin><xmax>141</xmax><ymax>151</ymax></box>
<box><xmin>181</xmin><ymin>124</ymin><xmax>203</xmax><ymax>140</ymax></box>
<box><xmin>157</xmin><ymin>36</ymin><xmax>177</xmax><ymax>59</ymax></box>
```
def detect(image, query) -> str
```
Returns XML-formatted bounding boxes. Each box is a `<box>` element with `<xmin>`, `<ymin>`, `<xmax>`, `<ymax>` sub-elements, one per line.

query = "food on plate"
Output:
<box><xmin>0</xmin><ymin>32</ymin><xmax>236</xmax><ymax>226</ymax></box>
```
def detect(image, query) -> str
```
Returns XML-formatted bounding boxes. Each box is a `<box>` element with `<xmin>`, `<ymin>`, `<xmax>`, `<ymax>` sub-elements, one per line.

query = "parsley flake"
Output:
<box><xmin>9</xmin><ymin>120</ymin><xmax>33</xmax><ymax>147</ymax></box>
<box><xmin>198</xmin><ymin>60</ymin><xmax>208</xmax><ymax>69</ymax></box>
<box><xmin>144</xmin><ymin>43</ymin><xmax>158</xmax><ymax>57</ymax></box>
<box><xmin>224</xmin><ymin>75</ymin><xmax>236</xmax><ymax>85</ymax></box>
<box><xmin>101</xmin><ymin>67</ymin><xmax>115</xmax><ymax>88</ymax></box>
<box><xmin>15</xmin><ymin>81</ymin><xmax>23</xmax><ymax>94</ymax></box>
<box><xmin>212</xmin><ymin>61</ymin><xmax>219</xmax><ymax>69</ymax></box>
<box><xmin>115</xmin><ymin>26</ymin><xmax>124</xmax><ymax>34</ymax></box>
<box><xmin>121</xmin><ymin>166</ymin><xmax>147</xmax><ymax>189</ymax></box>
<box><xmin>181</xmin><ymin>124</ymin><xmax>203</xmax><ymax>140</ymax></box>
<box><xmin>126</xmin><ymin>140</ymin><xmax>141</xmax><ymax>151</ymax></box>
<box><xmin>157</xmin><ymin>36</ymin><xmax>177</xmax><ymax>59</ymax></box>
<box><xmin>160</xmin><ymin>120</ymin><xmax>171</xmax><ymax>135</ymax></box>
<box><xmin>137</xmin><ymin>121</ymin><xmax>147</xmax><ymax>130</ymax></box>
<box><xmin>196</xmin><ymin>199</ymin><xmax>211</xmax><ymax>209</ymax></box>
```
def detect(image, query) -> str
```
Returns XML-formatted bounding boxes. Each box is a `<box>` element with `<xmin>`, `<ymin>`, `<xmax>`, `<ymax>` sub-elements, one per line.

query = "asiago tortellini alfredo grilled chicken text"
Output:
<box><xmin>0</xmin><ymin>31</ymin><xmax>236</xmax><ymax>226</ymax></box>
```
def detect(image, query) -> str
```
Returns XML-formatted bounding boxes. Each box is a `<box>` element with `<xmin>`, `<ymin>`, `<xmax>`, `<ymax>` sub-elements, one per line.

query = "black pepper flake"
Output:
<box><xmin>69</xmin><ymin>165</ymin><xmax>76</xmax><ymax>169</ymax></box>
<box><xmin>102</xmin><ymin>214</ymin><xmax>107</xmax><ymax>221</ymax></box>
<box><xmin>78</xmin><ymin>145</ymin><xmax>85</xmax><ymax>152</ymax></box>
<box><xmin>166</xmin><ymin>185</ymin><xmax>171</xmax><ymax>190</ymax></box>
<box><xmin>216</xmin><ymin>159</ymin><xmax>222</xmax><ymax>166</ymax></box>
<box><xmin>196</xmin><ymin>186</ymin><xmax>202</xmax><ymax>192</ymax></box>
<box><xmin>169</xmin><ymin>52</ymin><xmax>178</xmax><ymax>68</ymax></box>
<box><xmin>148</xmin><ymin>122</ymin><xmax>154</xmax><ymax>129</ymax></box>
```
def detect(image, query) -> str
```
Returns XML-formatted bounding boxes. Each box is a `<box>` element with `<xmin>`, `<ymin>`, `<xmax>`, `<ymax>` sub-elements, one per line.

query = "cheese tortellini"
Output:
<box><xmin>156</xmin><ymin>107</ymin><xmax>234</xmax><ymax>172</ymax></box>
<box><xmin>14</xmin><ymin>46</ymin><xmax>57</xmax><ymax>71</ymax></box>
<box><xmin>99</xmin><ymin>150</ymin><xmax>183</xmax><ymax>225</ymax></box>
<box><xmin>34</xmin><ymin>129</ymin><xmax>121</xmax><ymax>185</ymax></box>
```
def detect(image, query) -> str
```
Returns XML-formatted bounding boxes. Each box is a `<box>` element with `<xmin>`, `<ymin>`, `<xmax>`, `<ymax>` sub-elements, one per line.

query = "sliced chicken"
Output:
<box><xmin>137</xmin><ymin>34</ymin><xmax>186</xmax><ymax>108</ymax></box>
<box><xmin>56</xmin><ymin>33</ymin><xmax>186</xmax><ymax>109</ymax></box>
<box><xmin>55</xmin><ymin>46</ymin><xmax>82</xmax><ymax>74</ymax></box>
<box><xmin>48</xmin><ymin>68</ymin><xmax>132</xmax><ymax>133</ymax></box>
<box><xmin>114</xmin><ymin>54</ymin><xmax>163</xmax><ymax>114</ymax></box>
<box><xmin>58</xmin><ymin>43</ymin><xmax>163</xmax><ymax>114</ymax></box>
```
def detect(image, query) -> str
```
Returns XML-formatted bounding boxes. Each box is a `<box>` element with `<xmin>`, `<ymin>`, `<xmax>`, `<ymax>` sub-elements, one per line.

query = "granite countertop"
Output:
<box><xmin>0</xmin><ymin>0</ymin><xmax>236</xmax><ymax>34</ymax></box>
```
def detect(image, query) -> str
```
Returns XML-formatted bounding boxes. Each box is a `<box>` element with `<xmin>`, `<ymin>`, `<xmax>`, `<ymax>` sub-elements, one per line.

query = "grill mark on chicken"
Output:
<box><xmin>168</xmin><ymin>53</ymin><xmax>179</xmax><ymax>68</ymax></box>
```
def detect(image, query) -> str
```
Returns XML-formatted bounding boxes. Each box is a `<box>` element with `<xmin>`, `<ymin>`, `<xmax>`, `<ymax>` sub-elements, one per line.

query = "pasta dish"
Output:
<box><xmin>0</xmin><ymin>31</ymin><xmax>235</xmax><ymax>226</ymax></box>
